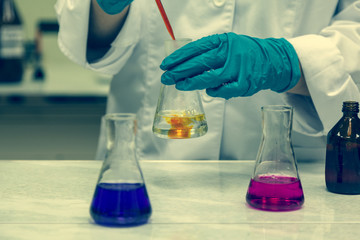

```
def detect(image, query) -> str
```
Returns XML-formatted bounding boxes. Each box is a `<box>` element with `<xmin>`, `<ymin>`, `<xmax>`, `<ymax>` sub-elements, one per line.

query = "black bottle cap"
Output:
<box><xmin>342</xmin><ymin>101</ymin><xmax>359</xmax><ymax>113</ymax></box>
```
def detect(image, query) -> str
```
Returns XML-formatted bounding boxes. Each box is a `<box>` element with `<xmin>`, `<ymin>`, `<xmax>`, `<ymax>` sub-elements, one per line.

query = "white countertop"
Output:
<box><xmin>0</xmin><ymin>160</ymin><xmax>359</xmax><ymax>240</ymax></box>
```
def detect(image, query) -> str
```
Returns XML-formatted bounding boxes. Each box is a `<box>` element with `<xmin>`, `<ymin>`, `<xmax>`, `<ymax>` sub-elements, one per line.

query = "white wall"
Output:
<box><xmin>12</xmin><ymin>0</ymin><xmax>111</xmax><ymax>95</ymax></box>
<box><xmin>0</xmin><ymin>1</ymin><xmax>109</xmax><ymax>160</ymax></box>
<box><xmin>16</xmin><ymin>0</ymin><xmax>58</xmax><ymax>41</ymax></box>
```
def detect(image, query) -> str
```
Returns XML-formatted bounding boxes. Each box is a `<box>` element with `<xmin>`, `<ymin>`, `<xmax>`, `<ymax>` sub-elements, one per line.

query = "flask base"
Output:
<box><xmin>246</xmin><ymin>176</ymin><xmax>304</xmax><ymax>211</ymax></box>
<box><xmin>153</xmin><ymin>110</ymin><xmax>207</xmax><ymax>139</ymax></box>
<box><xmin>90</xmin><ymin>183</ymin><xmax>152</xmax><ymax>226</ymax></box>
<box><xmin>326</xmin><ymin>182</ymin><xmax>360</xmax><ymax>195</ymax></box>
<box><xmin>153</xmin><ymin>125</ymin><xmax>207</xmax><ymax>139</ymax></box>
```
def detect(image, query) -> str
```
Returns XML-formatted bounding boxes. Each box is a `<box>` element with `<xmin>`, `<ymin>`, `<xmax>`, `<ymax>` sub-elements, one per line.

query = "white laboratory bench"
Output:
<box><xmin>0</xmin><ymin>160</ymin><xmax>359</xmax><ymax>240</ymax></box>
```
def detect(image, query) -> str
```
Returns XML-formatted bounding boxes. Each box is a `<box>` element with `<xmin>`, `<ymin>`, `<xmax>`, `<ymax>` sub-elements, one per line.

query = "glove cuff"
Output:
<box><xmin>97</xmin><ymin>0</ymin><xmax>133</xmax><ymax>15</ymax></box>
<box><xmin>268</xmin><ymin>38</ymin><xmax>301</xmax><ymax>93</ymax></box>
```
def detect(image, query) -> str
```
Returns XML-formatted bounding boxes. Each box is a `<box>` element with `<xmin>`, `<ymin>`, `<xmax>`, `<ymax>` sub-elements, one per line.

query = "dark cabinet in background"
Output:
<box><xmin>0</xmin><ymin>95</ymin><xmax>106</xmax><ymax>160</ymax></box>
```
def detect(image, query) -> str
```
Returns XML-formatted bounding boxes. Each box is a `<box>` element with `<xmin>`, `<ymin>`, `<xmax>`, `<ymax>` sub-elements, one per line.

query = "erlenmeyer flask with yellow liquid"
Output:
<box><xmin>152</xmin><ymin>39</ymin><xmax>208</xmax><ymax>139</ymax></box>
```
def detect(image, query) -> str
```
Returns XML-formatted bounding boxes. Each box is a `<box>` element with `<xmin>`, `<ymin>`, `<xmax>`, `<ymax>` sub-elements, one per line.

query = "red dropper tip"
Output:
<box><xmin>155</xmin><ymin>0</ymin><xmax>176</xmax><ymax>40</ymax></box>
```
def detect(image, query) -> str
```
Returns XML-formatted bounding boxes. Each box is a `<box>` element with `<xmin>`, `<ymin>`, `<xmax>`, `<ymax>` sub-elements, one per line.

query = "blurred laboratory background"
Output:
<box><xmin>0</xmin><ymin>0</ymin><xmax>111</xmax><ymax>160</ymax></box>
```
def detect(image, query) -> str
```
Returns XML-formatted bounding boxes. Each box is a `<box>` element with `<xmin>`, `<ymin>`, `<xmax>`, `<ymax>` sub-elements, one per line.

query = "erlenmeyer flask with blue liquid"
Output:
<box><xmin>90</xmin><ymin>113</ymin><xmax>152</xmax><ymax>226</ymax></box>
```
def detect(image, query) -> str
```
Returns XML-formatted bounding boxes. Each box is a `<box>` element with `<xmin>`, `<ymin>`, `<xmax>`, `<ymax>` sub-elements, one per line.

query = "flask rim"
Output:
<box><xmin>163</xmin><ymin>38</ymin><xmax>193</xmax><ymax>56</ymax></box>
<box><xmin>261</xmin><ymin>105</ymin><xmax>293</xmax><ymax>112</ymax></box>
<box><xmin>164</xmin><ymin>38</ymin><xmax>192</xmax><ymax>44</ymax></box>
<box><xmin>104</xmin><ymin>113</ymin><xmax>136</xmax><ymax>121</ymax></box>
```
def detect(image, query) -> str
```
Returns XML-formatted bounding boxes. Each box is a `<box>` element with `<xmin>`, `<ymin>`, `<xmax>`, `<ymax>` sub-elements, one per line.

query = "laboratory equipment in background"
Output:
<box><xmin>23</xmin><ymin>20</ymin><xmax>59</xmax><ymax>83</ymax></box>
<box><xmin>32</xmin><ymin>20</ymin><xmax>58</xmax><ymax>81</ymax></box>
<box><xmin>153</xmin><ymin>39</ymin><xmax>208</xmax><ymax>139</ymax></box>
<box><xmin>0</xmin><ymin>0</ymin><xmax>24</xmax><ymax>83</ymax></box>
<box><xmin>326</xmin><ymin>101</ymin><xmax>360</xmax><ymax>194</ymax></box>
<box><xmin>246</xmin><ymin>105</ymin><xmax>304</xmax><ymax>211</ymax></box>
<box><xmin>90</xmin><ymin>113</ymin><xmax>152</xmax><ymax>226</ymax></box>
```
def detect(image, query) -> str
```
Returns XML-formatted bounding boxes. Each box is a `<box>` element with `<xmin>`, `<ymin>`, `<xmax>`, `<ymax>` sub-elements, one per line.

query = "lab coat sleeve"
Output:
<box><xmin>287</xmin><ymin>1</ymin><xmax>360</xmax><ymax>134</ymax></box>
<box><xmin>55</xmin><ymin>0</ymin><xmax>141</xmax><ymax>75</ymax></box>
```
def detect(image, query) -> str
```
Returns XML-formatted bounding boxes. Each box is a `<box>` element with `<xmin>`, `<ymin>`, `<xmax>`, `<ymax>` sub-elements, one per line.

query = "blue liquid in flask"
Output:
<box><xmin>90</xmin><ymin>182</ymin><xmax>152</xmax><ymax>226</ymax></box>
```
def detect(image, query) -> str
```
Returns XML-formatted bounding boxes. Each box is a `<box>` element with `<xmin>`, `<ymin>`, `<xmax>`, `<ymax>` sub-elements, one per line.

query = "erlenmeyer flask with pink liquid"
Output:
<box><xmin>246</xmin><ymin>105</ymin><xmax>304</xmax><ymax>211</ymax></box>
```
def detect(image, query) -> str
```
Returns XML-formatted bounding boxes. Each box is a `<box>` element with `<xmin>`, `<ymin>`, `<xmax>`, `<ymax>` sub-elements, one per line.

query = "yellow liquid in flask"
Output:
<box><xmin>153</xmin><ymin>110</ymin><xmax>207</xmax><ymax>139</ymax></box>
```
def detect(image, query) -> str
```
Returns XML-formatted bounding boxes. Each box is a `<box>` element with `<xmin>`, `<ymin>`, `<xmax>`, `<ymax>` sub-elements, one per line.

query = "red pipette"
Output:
<box><xmin>155</xmin><ymin>0</ymin><xmax>176</xmax><ymax>40</ymax></box>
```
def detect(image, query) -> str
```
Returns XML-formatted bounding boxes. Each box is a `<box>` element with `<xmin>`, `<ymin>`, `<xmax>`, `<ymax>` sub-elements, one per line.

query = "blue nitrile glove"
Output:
<box><xmin>160</xmin><ymin>33</ymin><xmax>301</xmax><ymax>100</ymax></box>
<box><xmin>97</xmin><ymin>0</ymin><xmax>134</xmax><ymax>15</ymax></box>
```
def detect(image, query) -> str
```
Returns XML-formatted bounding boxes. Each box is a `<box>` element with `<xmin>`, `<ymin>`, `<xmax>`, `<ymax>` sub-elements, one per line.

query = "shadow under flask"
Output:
<box><xmin>152</xmin><ymin>38</ymin><xmax>208</xmax><ymax>139</ymax></box>
<box><xmin>246</xmin><ymin>105</ymin><xmax>304</xmax><ymax>211</ymax></box>
<box><xmin>325</xmin><ymin>101</ymin><xmax>360</xmax><ymax>194</ymax></box>
<box><xmin>90</xmin><ymin>113</ymin><xmax>152</xmax><ymax>226</ymax></box>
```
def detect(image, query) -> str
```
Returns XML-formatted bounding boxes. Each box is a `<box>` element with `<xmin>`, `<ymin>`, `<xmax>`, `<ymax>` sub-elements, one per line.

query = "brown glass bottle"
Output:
<box><xmin>325</xmin><ymin>101</ymin><xmax>360</xmax><ymax>194</ymax></box>
<box><xmin>0</xmin><ymin>0</ymin><xmax>24</xmax><ymax>83</ymax></box>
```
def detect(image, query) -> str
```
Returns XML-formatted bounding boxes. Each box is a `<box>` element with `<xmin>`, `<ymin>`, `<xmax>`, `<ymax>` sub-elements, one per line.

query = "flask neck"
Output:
<box><xmin>99</xmin><ymin>113</ymin><xmax>144</xmax><ymax>185</ymax></box>
<box><xmin>106</xmin><ymin>117</ymin><xmax>137</xmax><ymax>162</ymax></box>
<box><xmin>253</xmin><ymin>105</ymin><xmax>298</xmax><ymax>179</ymax></box>
<box><xmin>1</xmin><ymin>0</ymin><xmax>20</xmax><ymax>24</ymax></box>
<box><xmin>342</xmin><ymin>111</ymin><xmax>359</xmax><ymax>118</ymax></box>
<box><xmin>262</xmin><ymin>106</ymin><xmax>292</xmax><ymax>139</ymax></box>
<box><xmin>342</xmin><ymin>101</ymin><xmax>359</xmax><ymax>117</ymax></box>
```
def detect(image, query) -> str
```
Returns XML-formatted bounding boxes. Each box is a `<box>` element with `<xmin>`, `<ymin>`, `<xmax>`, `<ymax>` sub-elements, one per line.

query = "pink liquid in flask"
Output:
<box><xmin>246</xmin><ymin>175</ymin><xmax>304</xmax><ymax>211</ymax></box>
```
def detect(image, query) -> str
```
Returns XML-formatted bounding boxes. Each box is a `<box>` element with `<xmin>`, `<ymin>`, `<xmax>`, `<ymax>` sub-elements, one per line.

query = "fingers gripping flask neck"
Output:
<box><xmin>90</xmin><ymin>113</ymin><xmax>152</xmax><ymax>226</ymax></box>
<box><xmin>246</xmin><ymin>105</ymin><xmax>304</xmax><ymax>211</ymax></box>
<box><xmin>152</xmin><ymin>39</ymin><xmax>208</xmax><ymax>139</ymax></box>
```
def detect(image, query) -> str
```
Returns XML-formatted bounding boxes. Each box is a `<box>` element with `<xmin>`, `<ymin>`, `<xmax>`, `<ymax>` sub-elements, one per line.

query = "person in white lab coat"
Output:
<box><xmin>55</xmin><ymin>0</ymin><xmax>360</xmax><ymax>161</ymax></box>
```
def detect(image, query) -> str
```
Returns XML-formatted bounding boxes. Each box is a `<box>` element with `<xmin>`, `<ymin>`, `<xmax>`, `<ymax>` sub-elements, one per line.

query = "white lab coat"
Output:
<box><xmin>55</xmin><ymin>0</ymin><xmax>360</xmax><ymax>161</ymax></box>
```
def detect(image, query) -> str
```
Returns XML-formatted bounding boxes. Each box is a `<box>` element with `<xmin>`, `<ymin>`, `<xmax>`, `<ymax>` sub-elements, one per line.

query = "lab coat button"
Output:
<box><xmin>213</xmin><ymin>0</ymin><xmax>226</xmax><ymax>7</ymax></box>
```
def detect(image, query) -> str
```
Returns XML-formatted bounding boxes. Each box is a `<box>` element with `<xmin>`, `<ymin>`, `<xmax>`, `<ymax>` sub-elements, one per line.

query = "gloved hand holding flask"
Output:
<box><xmin>96</xmin><ymin>0</ymin><xmax>134</xmax><ymax>15</ymax></box>
<box><xmin>160</xmin><ymin>33</ymin><xmax>301</xmax><ymax>99</ymax></box>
